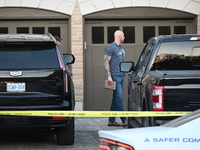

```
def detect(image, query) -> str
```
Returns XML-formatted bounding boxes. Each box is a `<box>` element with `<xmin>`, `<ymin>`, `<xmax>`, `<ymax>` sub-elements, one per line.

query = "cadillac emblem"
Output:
<box><xmin>10</xmin><ymin>71</ymin><xmax>23</xmax><ymax>77</ymax></box>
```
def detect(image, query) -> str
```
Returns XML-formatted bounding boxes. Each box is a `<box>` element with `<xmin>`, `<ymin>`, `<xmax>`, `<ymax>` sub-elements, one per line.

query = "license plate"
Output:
<box><xmin>7</xmin><ymin>83</ymin><xmax>26</xmax><ymax>92</ymax></box>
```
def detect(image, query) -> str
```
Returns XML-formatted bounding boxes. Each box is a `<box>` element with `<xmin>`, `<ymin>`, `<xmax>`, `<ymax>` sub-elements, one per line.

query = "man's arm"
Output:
<box><xmin>104</xmin><ymin>55</ymin><xmax>112</xmax><ymax>82</ymax></box>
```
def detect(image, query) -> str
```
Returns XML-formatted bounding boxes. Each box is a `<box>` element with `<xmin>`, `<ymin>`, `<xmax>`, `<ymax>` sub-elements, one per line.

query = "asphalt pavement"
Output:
<box><xmin>75</xmin><ymin>117</ymin><xmax>127</xmax><ymax>147</ymax></box>
<box><xmin>0</xmin><ymin>117</ymin><xmax>127</xmax><ymax>150</ymax></box>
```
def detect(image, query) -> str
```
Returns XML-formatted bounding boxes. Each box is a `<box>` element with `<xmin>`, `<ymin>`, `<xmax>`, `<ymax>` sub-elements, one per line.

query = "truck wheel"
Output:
<box><xmin>141</xmin><ymin>101</ymin><xmax>150</xmax><ymax>127</ymax></box>
<box><xmin>128</xmin><ymin>117</ymin><xmax>133</xmax><ymax>128</ymax></box>
<box><xmin>57</xmin><ymin>117</ymin><xmax>74</xmax><ymax>145</ymax></box>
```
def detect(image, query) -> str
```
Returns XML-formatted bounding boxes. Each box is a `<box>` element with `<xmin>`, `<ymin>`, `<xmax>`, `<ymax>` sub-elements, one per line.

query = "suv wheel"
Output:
<box><xmin>57</xmin><ymin>117</ymin><xmax>74</xmax><ymax>145</ymax></box>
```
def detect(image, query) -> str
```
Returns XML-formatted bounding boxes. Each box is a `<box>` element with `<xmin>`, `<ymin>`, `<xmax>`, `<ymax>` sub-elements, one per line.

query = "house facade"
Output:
<box><xmin>1</xmin><ymin>0</ymin><xmax>200</xmax><ymax>110</ymax></box>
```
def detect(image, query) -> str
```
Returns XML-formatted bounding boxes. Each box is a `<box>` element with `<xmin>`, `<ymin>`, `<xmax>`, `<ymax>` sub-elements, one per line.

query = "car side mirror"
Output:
<box><xmin>119</xmin><ymin>61</ymin><xmax>134</xmax><ymax>72</ymax></box>
<box><xmin>63</xmin><ymin>54</ymin><xmax>75</xmax><ymax>65</ymax></box>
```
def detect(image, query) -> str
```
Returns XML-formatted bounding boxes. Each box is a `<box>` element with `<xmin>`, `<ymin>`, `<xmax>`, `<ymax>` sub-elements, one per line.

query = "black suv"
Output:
<box><xmin>120</xmin><ymin>34</ymin><xmax>200</xmax><ymax>128</ymax></box>
<box><xmin>0</xmin><ymin>34</ymin><xmax>75</xmax><ymax>145</ymax></box>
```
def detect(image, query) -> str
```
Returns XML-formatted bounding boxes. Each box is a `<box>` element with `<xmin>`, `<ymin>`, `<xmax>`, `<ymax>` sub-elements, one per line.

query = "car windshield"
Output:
<box><xmin>162</xmin><ymin>109</ymin><xmax>200</xmax><ymax>127</ymax></box>
<box><xmin>0</xmin><ymin>42</ymin><xmax>60</xmax><ymax>69</ymax></box>
<box><xmin>150</xmin><ymin>41</ymin><xmax>200</xmax><ymax>70</ymax></box>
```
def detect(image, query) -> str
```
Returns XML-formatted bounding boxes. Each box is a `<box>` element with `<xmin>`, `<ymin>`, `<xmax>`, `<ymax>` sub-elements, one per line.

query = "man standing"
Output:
<box><xmin>104</xmin><ymin>30</ymin><xmax>127</xmax><ymax>126</ymax></box>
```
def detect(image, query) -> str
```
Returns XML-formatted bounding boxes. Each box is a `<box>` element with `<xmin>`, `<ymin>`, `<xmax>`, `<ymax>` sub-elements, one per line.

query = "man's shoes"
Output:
<box><xmin>108</xmin><ymin>121</ymin><xmax>122</xmax><ymax>126</ymax></box>
<box><xmin>122</xmin><ymin>120</ymin><xmax>128</xmax><ymax>126</ymax></box>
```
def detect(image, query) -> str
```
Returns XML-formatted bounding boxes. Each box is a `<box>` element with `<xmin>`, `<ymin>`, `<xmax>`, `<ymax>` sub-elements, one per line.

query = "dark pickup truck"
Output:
<box><xmin>120</xmin><ymin>34</ymin><xmax>200</xmax><ymax>128</ymax></box>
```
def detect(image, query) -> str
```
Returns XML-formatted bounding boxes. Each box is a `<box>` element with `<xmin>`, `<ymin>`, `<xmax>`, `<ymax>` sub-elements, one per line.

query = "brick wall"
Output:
<box><xmin>71</xmin><ymin>3</ymin><xmax>84</xmax><ymax>110</ymax></box>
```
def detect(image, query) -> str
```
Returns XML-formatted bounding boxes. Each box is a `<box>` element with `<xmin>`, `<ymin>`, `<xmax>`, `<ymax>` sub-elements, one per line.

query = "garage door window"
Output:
<box><xmin>92</xmin><ymin>27</ymin><xmax>104</xmax><ymax>44</ymax></box>
<box><xmin>0</xmin><ymin>27</ymin><xmax>8</xmax><ymax>34</ymax></box>
<box><xmin>17</xmin><ymin>27</ymin><xmax>29</xmax><ymax>34</ymax></box>
<box><xmin>159</xmin><ymin>26</ymin><xmax>170</xmax><ymax>35</ymax></box>
<box><xmin>33</xmin><ymin>27</ymin><xmax>45</xmax><ymax>34</ymax></box>
<box><xmin>123</xmin><ymin>26</ymin><xmax>135</xmax><ymax>43</ymax></box>
<box><xmin>174</xmin><ymin>26</ymin><xmax>186</xmax><ymax>34</ymax></box>
<box><xmin>107</xmin><ymin>26</ymin><xmax>119</xmax><ymax>43</ymax></box>
<box><xmin>143</xmin><ymin>26</ymin><xmax>155</xmax><ymax>43</ymax></box>
<box><xmin>48</xmin><ymin>27</ymin><xmax>60</xmax><ymax>38</ymax></box>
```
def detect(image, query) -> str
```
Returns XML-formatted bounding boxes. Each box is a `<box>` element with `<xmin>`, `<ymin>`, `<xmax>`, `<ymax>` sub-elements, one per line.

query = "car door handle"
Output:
<box><xmin>137</xmin><ymin>82</ymin><xmax>143</xmax><ymax>85</ymax></box>
<box><xmin>132</xmin><ymin>80</ymin><xmax>137</xmax><ymax>83</ymax></box>
<box><xmin>133</xmin><ymin>80</ymin><xmax>142</xmax><ymax>85</ymax></box>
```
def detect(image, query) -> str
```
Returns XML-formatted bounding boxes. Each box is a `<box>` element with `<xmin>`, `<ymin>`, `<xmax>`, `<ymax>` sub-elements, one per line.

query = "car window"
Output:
<box><xmin>0</xmin><ymin>42</ymin><xmax>60</xmax><ymax>69</ymax></box>
<box><xmin>163</xmin><ymin>109</ymin><xmax>200</xmax><ymax>127</ymax></box>
<box><xmin>137</xmin><ymin>42</ymin><xmax>154</xmax><ymax>69</ymax></box>
<box><xmin>136</xmin><ymin>42</ymin><xmax>154</xmax><ymax>77</ymax></box>
<box><xmin>150</xmin><ymin>41</ymin><xmax>200</xmax><ymax>70</ymax></box>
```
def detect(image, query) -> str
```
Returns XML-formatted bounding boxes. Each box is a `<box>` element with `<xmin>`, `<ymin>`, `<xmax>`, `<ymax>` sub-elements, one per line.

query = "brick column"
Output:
<box><xmin>71</xmin><ymin>3</ymin><xmax>84</xmax><ymax>110</ymax></box>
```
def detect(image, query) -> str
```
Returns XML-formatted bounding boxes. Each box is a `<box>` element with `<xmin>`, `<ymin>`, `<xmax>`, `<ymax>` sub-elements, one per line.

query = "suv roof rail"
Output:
<box><xmin>0</xmin><ymin>33</ymin><xmax>62</xmax><ymax>44</ymax></box>
<box><xmin>47</xmin><ymin>33</ymin><xmax>57</xmax><ymax>42</ymax></box>
<box><xmin>47</xmin><ymin>33</ymin><xmax>53</xmax><ymax>39</ymax></box>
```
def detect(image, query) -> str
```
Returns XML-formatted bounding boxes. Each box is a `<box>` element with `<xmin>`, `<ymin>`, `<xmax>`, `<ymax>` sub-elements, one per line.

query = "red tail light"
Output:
<box><xmin>52</xmin><ymin>116</ymin><xmax>66</xmax><ymax>119</ymax></box>
<box><xmin>99</xmin><ymin>138</ymin><xmax>134</xmax><ymax>150</ymax></box>
<box><xmin>56</xmin><ymin>48</ymin><xmax>68</xmax><ymax>92</ymax></box>
<box><xmin>62</xmin><ymin>70</ymin><xmax>68</xmax><ymax>92</ymax></box>
<box><xmin>152</xmin><ymin>86</ymin><xmax>164</xmax><ymax>111</ymax></box>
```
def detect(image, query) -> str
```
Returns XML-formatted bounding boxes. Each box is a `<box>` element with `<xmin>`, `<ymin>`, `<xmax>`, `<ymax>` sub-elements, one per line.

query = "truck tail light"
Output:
<box><xmin>152</xmin><ymin>86</ymin><xmax>164</xmax><ymax>111</ymax></box>
<box><xmin>99</xmin><ymin>138</ymin><xmax>134</xmax><ymax>150</ymax></box>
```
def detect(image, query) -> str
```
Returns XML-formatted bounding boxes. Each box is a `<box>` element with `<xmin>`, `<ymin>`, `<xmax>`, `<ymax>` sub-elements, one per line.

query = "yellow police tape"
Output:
<box><xmin>0</xmin><ymin>111</ymin><xmax>191</xmax><ymax>117</ymax></box>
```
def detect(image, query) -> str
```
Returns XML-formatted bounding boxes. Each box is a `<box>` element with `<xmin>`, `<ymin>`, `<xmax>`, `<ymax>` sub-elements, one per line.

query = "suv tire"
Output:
<box><xmin>57</xmin><ymin>117</ymin><xmax>75</xmax><ymax>145</ymax></box>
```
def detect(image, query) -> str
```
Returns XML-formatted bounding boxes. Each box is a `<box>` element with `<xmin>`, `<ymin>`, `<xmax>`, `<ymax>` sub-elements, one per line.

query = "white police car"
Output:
<box><xmin>98</xmin><ymin>109</ymin><xmax>200</xmax><ymax>150</ymax></box>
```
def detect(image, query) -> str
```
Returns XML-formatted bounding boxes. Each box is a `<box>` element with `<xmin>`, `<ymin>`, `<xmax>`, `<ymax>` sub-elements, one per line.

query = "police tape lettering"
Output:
<box><xmin>0</xmin><ymin>111</ymin><xmax>191</xmax><ymax>117</ymax></box>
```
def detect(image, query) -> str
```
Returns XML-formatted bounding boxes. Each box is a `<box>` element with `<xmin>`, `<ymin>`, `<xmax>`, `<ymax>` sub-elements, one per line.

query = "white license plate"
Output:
<box><xmin>7</xmin><ymin>83</ymin><xmax>25</xmax><ymax>92</ymax></box>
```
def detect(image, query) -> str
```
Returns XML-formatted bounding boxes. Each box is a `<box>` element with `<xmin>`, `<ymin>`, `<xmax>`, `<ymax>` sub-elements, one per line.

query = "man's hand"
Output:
<box><xmin>108</xmin><ymin>75</ymin><xmax>113</xmax><ymax>85</ymax></box>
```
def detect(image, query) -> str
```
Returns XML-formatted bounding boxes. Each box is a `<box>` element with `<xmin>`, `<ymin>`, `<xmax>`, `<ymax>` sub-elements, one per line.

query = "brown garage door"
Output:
<box><xmin>85</xmin><ymin>19</ymin><xmax>194</xmax><ymax>110</ymax></box>
<box><xmin>0</xmin><ymin>20</ymin><xmax>69</xmax><ymax>53</ymax></box>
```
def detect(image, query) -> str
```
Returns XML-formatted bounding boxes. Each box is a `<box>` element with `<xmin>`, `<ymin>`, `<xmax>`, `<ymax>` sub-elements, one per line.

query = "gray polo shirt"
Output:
<box><xmin>104</xmin><ymin>42</ymin><xmax>125</xmax><ymax>77</ymax></box>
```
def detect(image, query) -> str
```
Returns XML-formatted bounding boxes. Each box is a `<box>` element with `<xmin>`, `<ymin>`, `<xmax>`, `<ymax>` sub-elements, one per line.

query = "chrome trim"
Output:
<box><xmin>164</xmin><ymin>84</ymin><xmax>200</xmax><ymax>89</ymax></box>
<box><xmin>0</xmin><ymin>71</ymin><xmax>54</xmax><ymax>78</ymax></box>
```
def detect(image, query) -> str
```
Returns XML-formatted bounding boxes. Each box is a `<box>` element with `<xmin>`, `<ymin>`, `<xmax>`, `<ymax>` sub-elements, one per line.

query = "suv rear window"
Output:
<box><xmin>0</xmin><ymin>42</ymin><xmax>59</xmax><ymax>69</ymax></box>
<box><xmin>151</xmin><ymin>41</ymin><xmax>200</xmax><ymax>70</ymax></box>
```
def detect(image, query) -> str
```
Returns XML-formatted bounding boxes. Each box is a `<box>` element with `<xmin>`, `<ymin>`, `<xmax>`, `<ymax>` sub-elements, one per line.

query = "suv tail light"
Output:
<box><xmin>54</xmin><ymin>49</ymin><xmax>67</xmax><ymax>119</ymax></box>
<box><xmin>99</xmin><ymin>138</ymin><xmax>134</xmax><ymax>150</ymax></box>
<box><xmin>152</xmin><ymin>86</ymin><xmax>164</xmax><ymax>111</ymax></box>
<box><xmin>62</xmin><ymin>70</ymin><xmax>68</xmax><ymax>92</ymax></box>
<box><xmin>56</xmin><ymin>49</ymin><xmax>68</xmax><ymax>92</ymax></box>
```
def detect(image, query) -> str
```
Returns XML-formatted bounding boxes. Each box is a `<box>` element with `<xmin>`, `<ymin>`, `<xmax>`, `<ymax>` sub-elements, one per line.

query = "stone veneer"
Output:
<box><xmin>71</xmin><ymin>3</ymin><xmax>84</xmax><ymax>110</ymax></box>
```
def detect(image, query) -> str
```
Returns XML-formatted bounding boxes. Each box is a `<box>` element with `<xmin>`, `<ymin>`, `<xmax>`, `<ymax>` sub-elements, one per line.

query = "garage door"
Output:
<box><xmin>0</xmin><ymin>20</ymin><xmax>69</xmax><ymax>53</ymax></box>
<box><xmin>85</xmin><ymin>19</ymin><xmax>194</xmax><ymax>110</ymax></box>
